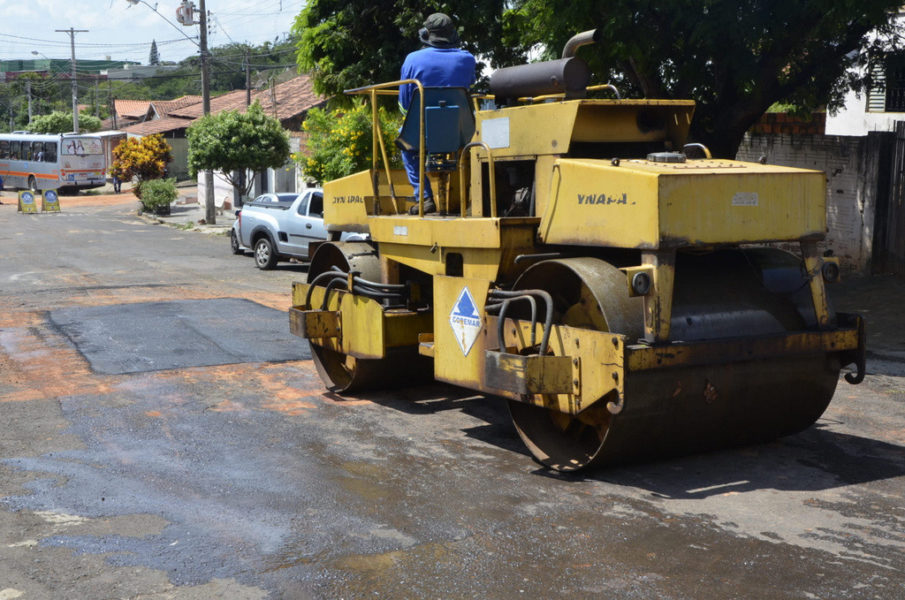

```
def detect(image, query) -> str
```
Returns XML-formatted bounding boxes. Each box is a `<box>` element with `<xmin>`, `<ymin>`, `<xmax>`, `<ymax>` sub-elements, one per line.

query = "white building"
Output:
<box><xmin>826</xmin><ymin>9</ymin><xmax>905</xmax><ymax>136</ymax></box>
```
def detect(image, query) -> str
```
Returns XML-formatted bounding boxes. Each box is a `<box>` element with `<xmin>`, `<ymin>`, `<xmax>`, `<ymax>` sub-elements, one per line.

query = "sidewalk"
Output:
<box><xmin>141</xmin><ymin>184</ymin><xmax>237</xmax><ymax>234</ymax></box>
<box><xmin>831</xmin><ymin>273</ymin><xmax>905</xmax><ymax>367</ymax></box>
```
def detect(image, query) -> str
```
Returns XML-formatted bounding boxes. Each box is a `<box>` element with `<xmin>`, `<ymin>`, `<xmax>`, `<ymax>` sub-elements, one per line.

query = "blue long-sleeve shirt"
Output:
<box><xmin>399</xmin><ymin>47</ymin><xmax>476</xmax><ymax>112</ymax></box>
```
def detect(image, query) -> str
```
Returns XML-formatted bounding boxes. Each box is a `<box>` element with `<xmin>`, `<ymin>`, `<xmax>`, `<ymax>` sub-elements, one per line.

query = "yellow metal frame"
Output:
<box><xmin>290</xmin><ymin>282</ymin><xmax>431</xmax><ymax>359</ymax></box>
<box><xmin>485</xmin><ymin>313</ymin><xmax>864</xmax><ymax>416</ymax></box>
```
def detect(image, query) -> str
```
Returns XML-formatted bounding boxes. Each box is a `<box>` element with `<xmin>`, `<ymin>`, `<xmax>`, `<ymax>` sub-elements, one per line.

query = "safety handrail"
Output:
<box><xmin>457</xmin><ymin>141</ymin><xmax>497</xmax><ymax>218</ymax></box>
<box><xmin>346</xmin><ymin>80</ymin><xmax>427</xmax><ymax>215</ymax></box>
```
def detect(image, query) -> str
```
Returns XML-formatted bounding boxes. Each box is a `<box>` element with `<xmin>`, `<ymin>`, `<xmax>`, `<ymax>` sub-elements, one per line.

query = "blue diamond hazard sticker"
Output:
<box><xmin>449</xmin><ymin>286</ymin><xmax>482</xmax><ymax>356</ymax></box>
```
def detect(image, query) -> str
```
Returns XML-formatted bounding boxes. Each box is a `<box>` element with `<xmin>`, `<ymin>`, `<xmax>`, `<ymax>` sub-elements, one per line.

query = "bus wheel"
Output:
<box><xmin>28</xmin><ymin>176</ymin><xmax>37</xmax><ymax>192</ymax></box>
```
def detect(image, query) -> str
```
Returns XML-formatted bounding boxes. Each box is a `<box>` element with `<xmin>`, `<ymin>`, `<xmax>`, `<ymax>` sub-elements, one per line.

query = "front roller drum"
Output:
<box><xmin>504</xmin><ymin>257</ymin><xmax>638</xmax><ymax>471</ymax></box>
<box><xmin>305</xmin><ymin>241</ymin><xmax>430</xmax><ymax>393</ymax></box>
<box><xmin>504</xmin><ymin>251</ymin><xmax>843</xmax><ymax>471</ymax></box>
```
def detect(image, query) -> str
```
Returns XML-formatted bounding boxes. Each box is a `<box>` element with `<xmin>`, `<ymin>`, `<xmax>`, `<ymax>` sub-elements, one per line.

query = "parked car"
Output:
<box><xmin>231</xmin><ymin>189</ymin><xmax>367</xmax><ymax>269</ymax></box>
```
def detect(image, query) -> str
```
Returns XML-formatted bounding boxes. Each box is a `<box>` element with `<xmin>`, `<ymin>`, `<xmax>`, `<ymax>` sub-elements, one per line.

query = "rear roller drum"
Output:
<box><xmin>306</xmin><ymin>241</ymin><xmax>430</xmax><ymax>393</ymax></box>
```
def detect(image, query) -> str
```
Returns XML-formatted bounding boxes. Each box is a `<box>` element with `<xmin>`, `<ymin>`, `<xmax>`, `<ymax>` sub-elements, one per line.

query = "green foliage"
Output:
<box><xmin>503</xmin><ymin>0</ymin><xmax>905</xmax><ymax>157</ymax></box>
<box><xmin>186</xmin><ymin>101</ymin><xmax>291</xmax><ymax>196</ymax></box>
<box><xmin>111</xmin><ymin>134</ymin><xmax>173</xmax><ymax>198</ymax></box>
<box><xmin>139</xmin><ymin>177</ymin><xmax>177</xmax><ymax>212</ymax></box>
<box><xmin>28</xmin><ymin>111</ymin><xmax>102</xmax><ymax>134</ymax></box>
<box><xmin>292</xmin><ymin>0</ymin><xmax>904</xmax><ymax>157</ymax></box>
<box><xmin>293</xmin><ymin>1</ymin><xmax>521</xmax><ymax>100</ymax></box>
<box><xmin>298</xmin><ymin>99</ymin><xmax>402</xmax><ymax>184</ymax></box>
<box><xmin>0</xmin><ymin>74</ymin><xmax>72</xmax><ymax>131</ymax></box>
<box><xmin>207</xmin><ymin>37</ymin><xmax>299</xmax><ymax>92</ymax></box>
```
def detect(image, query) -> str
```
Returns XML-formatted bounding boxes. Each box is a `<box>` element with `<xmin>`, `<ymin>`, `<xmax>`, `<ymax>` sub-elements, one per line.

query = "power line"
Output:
<box><xmin>0</xmin><ymin>33</ymin><xmax>196</xmax><ymax>49</ymax></box>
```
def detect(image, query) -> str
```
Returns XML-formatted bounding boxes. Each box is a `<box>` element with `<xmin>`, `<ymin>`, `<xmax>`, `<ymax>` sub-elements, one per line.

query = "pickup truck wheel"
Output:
<box><xmin>230</xmin><ymin>230</ymin><xmax>242</xmax><ymax>255</ymax></box>
<box><xmin>254</xmin><ymin>236</ymin><xmax>278</xmax><ymax>269</ymax></box>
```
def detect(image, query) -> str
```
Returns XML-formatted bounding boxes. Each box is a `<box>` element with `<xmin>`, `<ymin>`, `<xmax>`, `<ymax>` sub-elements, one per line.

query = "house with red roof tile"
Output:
<box><xmin>108</xmin><ymin>77</ymin><xmax>324</xmax><ymax>199</ymax></box>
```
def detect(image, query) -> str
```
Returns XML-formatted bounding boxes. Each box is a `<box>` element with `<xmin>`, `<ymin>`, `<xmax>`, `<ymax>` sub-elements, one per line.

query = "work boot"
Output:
<box><xmin>409</xmin><ymin>197</ymin><xmax>436</xmax><ymax>215</ymax></box>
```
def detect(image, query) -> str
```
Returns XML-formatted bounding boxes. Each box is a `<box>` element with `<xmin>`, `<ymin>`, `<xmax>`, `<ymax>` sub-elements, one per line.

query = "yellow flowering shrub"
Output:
<box><xmin>111</xmin><ymin>134</ymin><xmax>173</xmax><ymax>198</ymax></box>
<box><xmin>297</xmin><ymin>99</ymin><xmax>402</xmax><ymax>184</ymax></box>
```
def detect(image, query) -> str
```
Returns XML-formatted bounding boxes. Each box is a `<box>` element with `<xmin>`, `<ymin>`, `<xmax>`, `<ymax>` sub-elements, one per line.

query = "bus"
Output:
<box><xmin>0</xmin><ymin>133</ymin><xmax>106</xmax><ymax>193</ymax></box>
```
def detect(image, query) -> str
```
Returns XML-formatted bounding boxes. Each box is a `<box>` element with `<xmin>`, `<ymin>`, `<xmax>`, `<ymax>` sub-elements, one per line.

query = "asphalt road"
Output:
<box><xmin>1</xmin><ymin>194</ymin><xmax>904</xmax><ymax>599</ymax></box>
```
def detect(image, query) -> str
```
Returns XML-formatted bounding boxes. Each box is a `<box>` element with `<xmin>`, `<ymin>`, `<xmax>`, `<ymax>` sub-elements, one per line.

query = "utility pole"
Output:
<box><xmin>26</xmin><ymin>81</ymin><xmax>32</xmax><ymax>123</ymax></box>
<box><xmin>198</xmin><ymin>0</ymin><xmax>215</xmax><ymax>224</ymax></box>
<box><xmin>57</xmin><ymin>27</ymin><xmax>88</xmax><ymax>133</ymax></box>
<box><xmin>244</xmin><ymin>49</ymin><xmax>251</xmax><ymax>107</ymax></box>
<box><xmin>109</xmin><ymin>80</ymin><xmax>117</xmax><ymax>130</ymax></box>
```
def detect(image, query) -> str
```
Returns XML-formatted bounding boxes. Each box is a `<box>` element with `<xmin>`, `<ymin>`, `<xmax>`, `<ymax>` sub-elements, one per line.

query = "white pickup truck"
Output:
<box><xmin>230</xmin><ymin>189</ymin><xmax>366</xmax><ymax>269</ymax></box>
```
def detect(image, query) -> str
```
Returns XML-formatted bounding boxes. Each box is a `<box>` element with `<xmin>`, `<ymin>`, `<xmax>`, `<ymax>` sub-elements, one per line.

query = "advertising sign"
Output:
<box><xmin>42</xmin><ymin>189</ymin><xmax>61</xmax><ymax>212</ymax></box>
<box><xmin>18</xmin><ymin>191</ymin><xmax>39</xmax><ymax>214</ymax></box>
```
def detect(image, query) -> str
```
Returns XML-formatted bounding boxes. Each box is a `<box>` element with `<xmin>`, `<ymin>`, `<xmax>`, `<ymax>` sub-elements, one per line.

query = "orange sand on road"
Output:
<box><xmin>0</xmin><ymin>191</ymin><xmax>137</xmax><ymax>208</ymax></box>
<box><xmin>55</xmin><ymin>193</ymin><xmax>139</xmax><ymax>207</ymax></box>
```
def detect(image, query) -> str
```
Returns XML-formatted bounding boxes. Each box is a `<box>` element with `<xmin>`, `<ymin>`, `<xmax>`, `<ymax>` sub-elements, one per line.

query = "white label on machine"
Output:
<box><xmin>732</xmin><ymin>192</ymin><xmax>759</xmax><ymax>206</ymax></box>
<box><xmin>449</xmin><ymin>286</ymin><xmax>482</xmax><ymax>357</ymax></box>
<box><xmin>482</xmin><ymin>117</ymin><xmax>510</xmax><ymax>149</ymax></box>
<box><xmin>393</xmin><ymin>225</ymin><xmax>408</xmax><ymax>236</ymax></box>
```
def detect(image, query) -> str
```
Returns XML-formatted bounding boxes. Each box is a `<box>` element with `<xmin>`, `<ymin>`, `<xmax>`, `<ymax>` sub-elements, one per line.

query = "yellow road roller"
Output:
<box><xmin>289</xmin><ymin>30</ymin><xmax>865</xmax><ymax>471</ymax></box>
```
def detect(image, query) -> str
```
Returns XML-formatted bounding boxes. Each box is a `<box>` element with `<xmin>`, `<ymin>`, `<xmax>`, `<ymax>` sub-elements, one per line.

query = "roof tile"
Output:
<box><xmin>169</xmin><ymin>75</ymin><xmax>324</xmax><ymax>122</ymax></box>
<box><xmin>114</xmin><ymin>99</ymin><xmax>153</xmax><ymax>119</ymax></box>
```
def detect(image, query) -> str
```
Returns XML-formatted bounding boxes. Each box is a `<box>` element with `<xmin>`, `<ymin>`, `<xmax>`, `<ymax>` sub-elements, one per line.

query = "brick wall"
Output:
<box><xmin>736</xmin><ymin>132</ymin><xmax>885</xmax><ymax>274</ymax></box>
<box><xmin>749</xmin><ymin>112</ymin><xmax>826</xmax><ymax>136</ymax></box>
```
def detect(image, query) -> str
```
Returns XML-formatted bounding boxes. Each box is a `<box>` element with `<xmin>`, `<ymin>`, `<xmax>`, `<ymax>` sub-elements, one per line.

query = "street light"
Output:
<box><xmin>125</xmin><ymin>0</ymin><xmax>215</xmax><ymax>223</ymax></box>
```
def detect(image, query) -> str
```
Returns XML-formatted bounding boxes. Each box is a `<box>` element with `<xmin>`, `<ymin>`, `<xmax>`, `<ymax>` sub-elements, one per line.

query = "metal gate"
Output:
<box><xmin>876</xmin><ymin>121</ymin><xmax>905</xmax><ymax>275</ymax></box>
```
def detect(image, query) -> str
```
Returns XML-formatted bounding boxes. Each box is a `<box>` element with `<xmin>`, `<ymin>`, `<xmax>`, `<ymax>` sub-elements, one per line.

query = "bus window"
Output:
<box><xmin>32</xmin><ymin>142</ymin><xmax>44</xmax><ymax>161</ymax></box>
<box><xmin>44</xmin><ymin>142</ymin><xmax>57</xmax><ymax>162</ymax></box>
<box><xmin>10</xmin><ymin>141</ymin><xmax>20</xmax><ymax>160</ymax></box>
<box><xmin>0</xmin><ymin>140</ymin><xmax>8</xmax><ymax>159</ymax></box>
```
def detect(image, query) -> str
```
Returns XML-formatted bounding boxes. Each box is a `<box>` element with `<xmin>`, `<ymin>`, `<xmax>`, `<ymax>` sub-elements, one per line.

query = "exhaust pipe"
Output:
<box><xmin>489</xmin><ymin>29</ymin><xmax>601</xmax><ymax>105</ymax></box>
<box><xmin>562</xmin><ymin>29</ymin><xmax>601</xmax><ymax>59</ymax></box>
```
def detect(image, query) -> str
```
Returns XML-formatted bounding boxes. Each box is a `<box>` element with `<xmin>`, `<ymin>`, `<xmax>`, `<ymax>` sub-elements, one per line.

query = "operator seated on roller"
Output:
<box><xmin>399</xmin><ymin>12</ymin><xmax>476</xmax><ymax>215</ymax></box>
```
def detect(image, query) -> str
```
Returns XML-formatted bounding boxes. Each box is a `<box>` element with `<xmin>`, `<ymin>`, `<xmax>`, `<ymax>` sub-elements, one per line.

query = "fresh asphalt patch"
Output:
<box><xmin>49</xmin><ymin>298</ymin><xmax>309</xmax><ymax>374</ymax></box>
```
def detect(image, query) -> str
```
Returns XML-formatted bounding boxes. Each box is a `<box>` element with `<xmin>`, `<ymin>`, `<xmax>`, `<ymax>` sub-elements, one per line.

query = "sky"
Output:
<box><xmin>0</xmin><ymin>0</ymin><xmax>306</xmax><ymax>64</ymax></box>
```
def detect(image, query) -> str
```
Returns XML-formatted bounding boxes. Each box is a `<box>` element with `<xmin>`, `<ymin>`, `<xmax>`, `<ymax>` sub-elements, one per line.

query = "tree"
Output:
<box><xmin>292</xmin><ymin>0</ymin><xmax>524</xmax><ymax>100</ymax></box>
<box><xmin>29</xmin><ymin>111</ymin><xmax>102</xmax><ymax>134</ymax></box>
<box><xmin>111</xmin><ymin>134</ymin><xmax>173</xmax><ymax>197</ymax></box>
<box><xmin>186</xmin><ymin>101</ymin><xmax>290</xmax><ymax>198</ymax></box>
<box><xmin>504</xmin><ymin>0</ymin><xmax>905</xmax><ymax>157</ymax></box>
<box><xmin>294</xmin><ymin>0</ymin><xmax>904</xmax><ymax>158</ymax></box>
<box><xmin>207</xmin><ymin>37</ymin><xmax>299</xmax><ymax>92</ymax></box>
<box><xmin>298</xmin><ymin>99</ymin><xmax>402</xmax><ymax>184</ymax></box>
<box><xmin>149</xmin><ymin>40</ymin><xmax>160</xmax><ymax>66</ymax></box>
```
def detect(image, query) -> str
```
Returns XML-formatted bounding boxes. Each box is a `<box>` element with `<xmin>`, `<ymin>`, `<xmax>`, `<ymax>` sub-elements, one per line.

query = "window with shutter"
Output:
<box><xmin>867</xmin><ymin>62</ymin><xmax>887</xmax><ymax>112</ymax></box>
<box><xmin>885</xmin><ymin>54</ymin><xmax>905</xmax><ymax>112</ymax></box>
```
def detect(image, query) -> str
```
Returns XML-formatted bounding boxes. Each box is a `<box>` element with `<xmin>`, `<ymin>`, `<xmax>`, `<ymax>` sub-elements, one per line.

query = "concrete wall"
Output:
<box><xmin>736</xmin><ymin>133</ymin><xmax>886</xmax><ymax>274</ymax></box>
